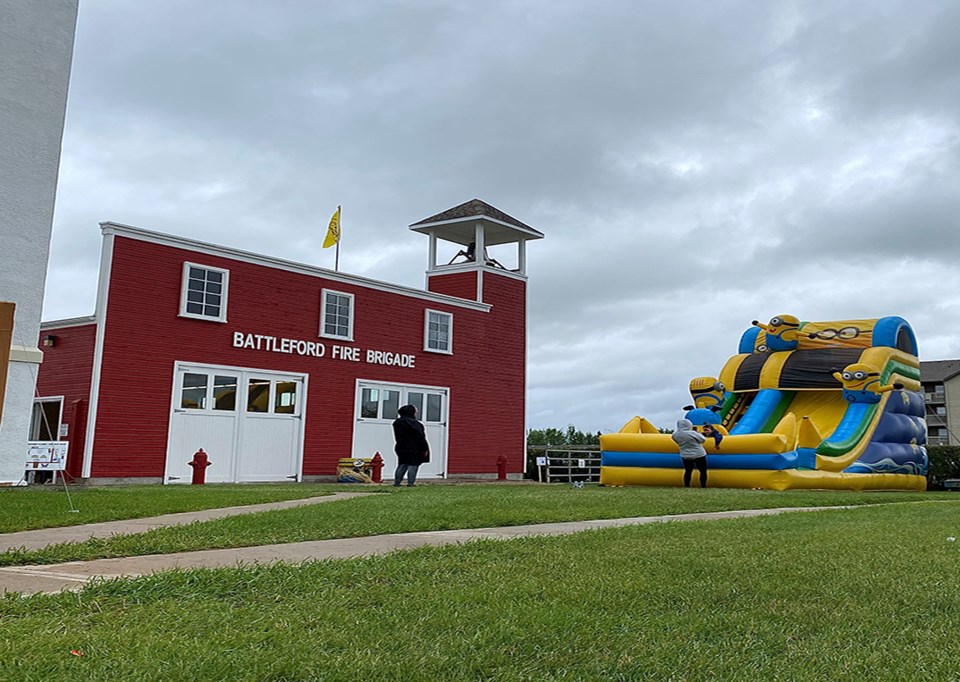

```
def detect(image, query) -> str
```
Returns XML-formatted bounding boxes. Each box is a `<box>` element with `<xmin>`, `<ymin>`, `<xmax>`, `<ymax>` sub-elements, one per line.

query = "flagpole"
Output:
<box><xmin>335</xmin><ymin>205</ymin><xmax>340</xmax><ymax>271</ymax></box>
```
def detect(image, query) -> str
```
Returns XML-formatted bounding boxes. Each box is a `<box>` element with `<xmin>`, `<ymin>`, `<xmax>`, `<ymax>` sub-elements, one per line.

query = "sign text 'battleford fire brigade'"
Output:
<box><xmin>231</xmin><ymin>331</ymin><xmax>416</xmax><ymax>367</ymax></box>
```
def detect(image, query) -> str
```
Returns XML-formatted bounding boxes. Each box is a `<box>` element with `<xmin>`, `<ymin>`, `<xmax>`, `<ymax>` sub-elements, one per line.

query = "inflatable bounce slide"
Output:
<box><xmin>600</xmin><ymin>316</ymin><xmax>928</xmax><ymax>491</ymax></box>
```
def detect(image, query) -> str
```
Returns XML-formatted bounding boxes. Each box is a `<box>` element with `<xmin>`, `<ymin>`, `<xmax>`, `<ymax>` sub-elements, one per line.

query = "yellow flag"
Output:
<box><xmin>323</xmin><ymin>206</ymin><xmax>341</xmax><ymax>248</ymax></box>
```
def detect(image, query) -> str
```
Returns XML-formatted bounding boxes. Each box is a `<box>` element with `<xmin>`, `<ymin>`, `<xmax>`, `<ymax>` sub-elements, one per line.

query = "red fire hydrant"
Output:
<box><xmin>371</xmin><ymin>452</ymin><xmax>384</xmax><ymax>484</ymax></box>
<box><xmin>496</xmin><ymin>455</ymin><xmax>508</xmax><ymax>481</ymax></box>
<box><xmin>187</xmin><ymin>448</ymin><xmax>211</xmax><ymax>485</ymax></box>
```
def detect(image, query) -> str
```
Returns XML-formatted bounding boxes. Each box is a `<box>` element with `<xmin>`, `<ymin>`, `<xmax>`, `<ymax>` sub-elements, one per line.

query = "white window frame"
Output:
<box><xmin>320</xmin><ymin>289</ymin><xmax>354</xmax><ymax>341</ymax></box>
<box><xmin>424</xmin><ymin>309</ymin><xmax>453</xmax><ymax>355</ymax></box>
<box><xmin>179</xmin><ymin>262</ymin><xmax>229</xmax><ymax>322</ymax></box>
<box><xmin>31</xmin><ymin>396</ymin><xmax>65</xmax><ymax>441</ymax></box>
<box><xmin>357</xmin><ymin>385</ymin><xmax>404</xmax><ymax>421</ymax></box>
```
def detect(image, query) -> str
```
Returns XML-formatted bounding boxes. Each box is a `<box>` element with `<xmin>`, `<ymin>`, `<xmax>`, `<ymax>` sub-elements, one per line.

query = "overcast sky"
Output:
<box><xmin>46</xmin><ymin>0</ymin><xmax>960</xmax><ymax>433</ymax></box>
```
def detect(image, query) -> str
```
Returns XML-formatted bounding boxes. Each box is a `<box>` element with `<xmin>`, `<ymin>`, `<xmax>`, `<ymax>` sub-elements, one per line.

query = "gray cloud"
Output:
<box><xmin>45</xmin><ymin>0</ymin><xmax>960</xmax><ymax>433</ymax></box>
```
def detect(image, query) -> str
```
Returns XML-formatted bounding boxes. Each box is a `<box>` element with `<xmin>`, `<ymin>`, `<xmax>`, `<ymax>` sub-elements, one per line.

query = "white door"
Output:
<box><xmin>237</xmin><ymin>375</ymin><xmax>303</xmax><ymax>482</ymax></box>
<box><xmin>167</xmin><ymin>369</ymin><xmax>240</xmax><ymax>483</ymax></box>
<box><xmin>165</xmin><ymin>364</ymin><xmax>305</xmax><ymax>483</ymax></box>
<box><xmin>352</xmin><ymin>381</ymin><xmax>448</xmax><ymax>479</ymax></box>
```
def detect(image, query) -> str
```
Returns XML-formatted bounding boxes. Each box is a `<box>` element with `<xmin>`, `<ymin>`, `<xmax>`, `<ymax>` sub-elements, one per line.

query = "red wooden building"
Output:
<box><xmin>35</xmin><ymin>200</ymin><xmax>542</xmax><ymax>484</ymax></box>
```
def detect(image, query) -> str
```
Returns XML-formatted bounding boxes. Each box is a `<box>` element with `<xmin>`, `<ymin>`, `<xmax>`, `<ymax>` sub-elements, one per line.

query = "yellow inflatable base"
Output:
<box><xmin>599</xmin><ymin>466</ymin><xmax>926</xmax><ymax>492</ymax></box>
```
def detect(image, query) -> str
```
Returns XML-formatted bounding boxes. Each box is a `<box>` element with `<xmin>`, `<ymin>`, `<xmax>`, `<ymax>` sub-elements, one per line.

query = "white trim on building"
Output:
<box><xmin>101</xmin><ymin>222</ymin><xmax>492</xmax><ymax>313</ymax></box>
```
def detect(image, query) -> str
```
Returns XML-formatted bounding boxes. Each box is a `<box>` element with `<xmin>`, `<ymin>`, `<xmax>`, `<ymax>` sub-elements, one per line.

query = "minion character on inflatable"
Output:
<box><xmin>752</xmin><ymin>315</ymin><xmax>801</xmax><ymax>352</ymax></box>
<box><xmin>683</xmin><ymin>376</ymin><xmax>728</xmax><ymax>445</ymax></box>
<box><xmin>832</xmin><ymin>363</ymin><xmax>903</xmax><ymax>404</ymax></box>
<box><xmin>683</xmin><ymin>377</ymin><xmax>723</xmax><ymax>422</ymax></box>
<box><xmin>687</xmin><ymin>376</ymin><xmax>726</xmax><ymax>410</ymax></box>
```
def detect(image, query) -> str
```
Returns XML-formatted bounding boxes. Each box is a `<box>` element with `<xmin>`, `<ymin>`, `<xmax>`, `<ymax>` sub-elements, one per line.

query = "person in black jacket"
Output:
<box><xmin>392</xmin><ymin>404</ymin><xmax>430</xmax><ymax>487</ymax></box>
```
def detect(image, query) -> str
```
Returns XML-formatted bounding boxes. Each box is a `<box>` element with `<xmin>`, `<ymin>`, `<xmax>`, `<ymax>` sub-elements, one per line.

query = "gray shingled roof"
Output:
<box><xmin>920</xmin><ymin>359</ymin><xmax>960</xmax><ymax>383</ymax></box>
<box><xmin>410</xmin><ymin>199</ymin><xmax>543</xmax><ymax>237</ymax></box>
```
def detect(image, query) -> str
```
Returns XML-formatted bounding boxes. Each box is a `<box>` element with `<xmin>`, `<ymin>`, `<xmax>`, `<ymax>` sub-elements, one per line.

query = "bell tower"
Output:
<box><xmin>409</xmin><ymin>199</ymin><xmax>543</xmax><ymax>303</ymax></box>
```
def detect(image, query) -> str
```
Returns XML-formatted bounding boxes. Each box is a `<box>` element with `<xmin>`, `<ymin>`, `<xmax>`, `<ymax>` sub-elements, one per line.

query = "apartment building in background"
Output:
<box><xmin>920</xmin><ymin>360</ymin><xmax>960</xmax><ymax>446</ymax></box>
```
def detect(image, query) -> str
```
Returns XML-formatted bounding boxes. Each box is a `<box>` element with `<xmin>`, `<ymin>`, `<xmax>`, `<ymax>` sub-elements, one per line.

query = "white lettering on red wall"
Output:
<box><xmin>233</xmin><ymin>331</ymin><xmax>325</xmax><ymax>357</ymax></box>
<box><xmin>232</xmin><ymin>331</ymin><xmax>415</xmax><ymax>368</ymax></box>
<box><xmin>365</xmin><ymin>349</ymin><xmax>416</xmax><ymax>367</ymax></box>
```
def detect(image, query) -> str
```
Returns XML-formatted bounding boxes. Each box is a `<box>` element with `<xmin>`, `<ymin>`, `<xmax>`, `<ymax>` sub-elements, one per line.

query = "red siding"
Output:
<box><xmin>83</xmin><ymin>236</ymin><xmax>527</xmax><ymax>479</ymax></box>
<box><xmin>34</xmin><ymin>323</ymin><xmax>96</xmax><ymax>478</ymax></box>
<box><xmin>427</xmin><ymin>270</ymin><xmax>477</xmax><ymax>302</ymax></box>
<box><xmin>447</xmin><ymin>273</ymin><xmax>527</xmax><ymax>473</ymax></box>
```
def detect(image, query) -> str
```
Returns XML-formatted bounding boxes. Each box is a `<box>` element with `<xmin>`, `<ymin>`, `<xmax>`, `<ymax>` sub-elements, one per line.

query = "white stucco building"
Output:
<box><xmin>0</xmin><ymin>1</ymin><xmax>79</xmax><ymax>484</ymax></box>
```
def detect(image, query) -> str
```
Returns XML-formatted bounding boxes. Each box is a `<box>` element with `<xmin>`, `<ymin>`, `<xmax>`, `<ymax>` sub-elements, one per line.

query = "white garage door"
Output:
<box><xmin>165</xmin><ymin>362</ymin><xmax>307</xmax><ymax>483</ymax></box>
<box><xmin>352</xmin><ymin>380</ymin><xmax>448</xmax><ymax>480</ymax></box>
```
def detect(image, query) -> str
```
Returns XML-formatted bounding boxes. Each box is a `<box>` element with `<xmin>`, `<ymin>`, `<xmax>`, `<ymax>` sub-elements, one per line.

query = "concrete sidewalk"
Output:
<box><xmin>0</xmin><ymin>505</ymin><xmax>854</xmax><ymax>596</ymax></box>
<box><xmin>0</xmin><ymin>491</ymin><xmax>375</xmax><ymax>552</ymax></box>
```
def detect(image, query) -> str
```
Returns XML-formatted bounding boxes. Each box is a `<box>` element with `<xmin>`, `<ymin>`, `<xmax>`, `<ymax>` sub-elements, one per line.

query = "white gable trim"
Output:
<box><xmin>100</xmin><ymin>222</ymin><xmax>491</xmax><ymax>313</ymax></box>
<box><xmin>40</xmin><ymin>315</ymin><xmax>96</xmax><ymax>330</ymax></box>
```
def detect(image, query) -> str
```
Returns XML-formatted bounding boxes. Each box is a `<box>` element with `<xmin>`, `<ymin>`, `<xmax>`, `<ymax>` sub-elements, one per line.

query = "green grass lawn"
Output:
<box><xmin>1</xmin><ymin>484</ymin><xmax>957</xmax><ymax>567</ymax></box>
<box><xmin>1</xmin><ymin>502</ymin><xmax>959</xmax><ymax>681</ymax></box>
<box><xmin>0</xmin><ymin>483</ymin><xmax>350</xmax><ymax>533</ymax></box>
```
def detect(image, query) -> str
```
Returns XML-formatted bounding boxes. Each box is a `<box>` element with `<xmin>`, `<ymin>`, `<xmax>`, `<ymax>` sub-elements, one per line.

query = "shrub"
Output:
<box><xmin>926</xmin><ymin>446</ymin><xmax>960</xmax><ymax>490</ymax></box>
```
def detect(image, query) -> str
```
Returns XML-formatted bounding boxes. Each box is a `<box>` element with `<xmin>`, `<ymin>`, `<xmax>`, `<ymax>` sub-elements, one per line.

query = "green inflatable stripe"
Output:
<box><xmin>883</xmin><ymin>360</ymin><xmax>919</xmax><ymax>383</ymax></box>
<box><xmin>719</xmin><ymin>391</ymin><xmax>739</xmax><ymax>422</ymax></box>
<box><xmin>816</xmin><ymin>359</ymin><xmax>920</xmax><ymax>456</ymax></box>
<box><xmin>761</xmin><ymin>391</ymin><xmax>796</xmax><ymax>433</ymax></box>
<box><xmin>816</xmin><ymin>403</ymin><xmax>879</xmax><ymax>456</ymax></box>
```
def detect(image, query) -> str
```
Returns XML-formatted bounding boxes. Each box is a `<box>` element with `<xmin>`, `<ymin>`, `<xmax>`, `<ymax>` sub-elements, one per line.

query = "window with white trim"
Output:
<box><xmin>321</xmin><ymin>289</ymin><xmax>354</xmax><ymax>340</ymax></box>
<box><xmin>180</xmin><ymin>263</ymin><xmax>229</xmax><ymax>322</ymax></box>
<box><xmin>424</xmin><ymin>309</ymin><xmax>452</xmax><ymax>354</ymax></box>
<box><xmin>358</xmin><ymin>387</ymin><xmax>401</xmax><ymax>420</ymax></box>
